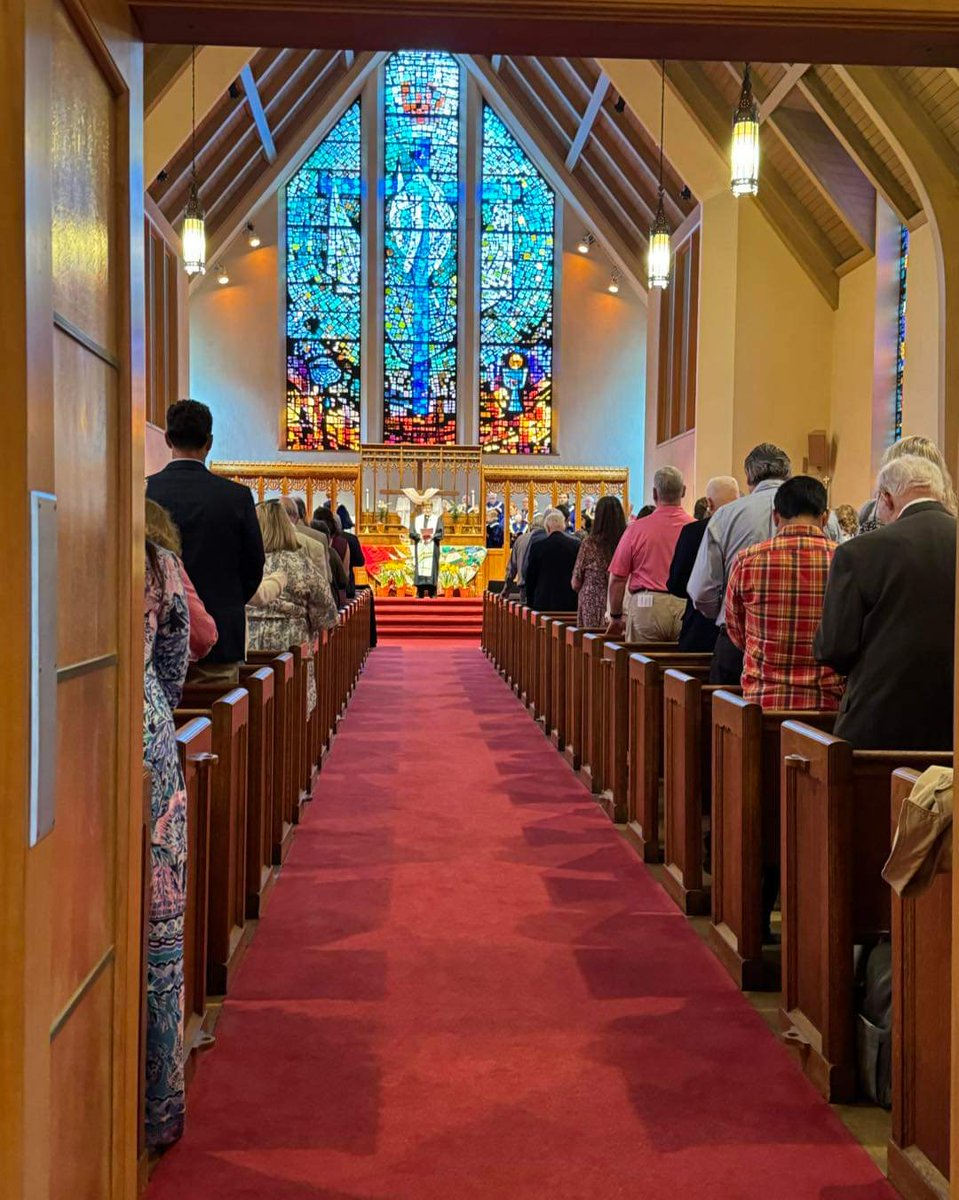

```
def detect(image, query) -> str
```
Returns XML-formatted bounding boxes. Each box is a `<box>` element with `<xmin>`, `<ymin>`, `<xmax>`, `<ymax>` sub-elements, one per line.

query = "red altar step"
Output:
<box><xmin>376</xmin><ymin>595</ymin><xmax>483</xmax><ymax>640</ymax></box>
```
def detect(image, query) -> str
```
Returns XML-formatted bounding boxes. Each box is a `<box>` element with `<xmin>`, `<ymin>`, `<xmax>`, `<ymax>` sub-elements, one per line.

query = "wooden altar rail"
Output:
<box><xmin>888</xmin><ymin>768</ymin><xmax>952</xmax><ymax>1200</ymax></box>
<box><xmin>145</xmin><ymin>595</ymin><xmax>371</xmax><ymax>1143</ymax></box>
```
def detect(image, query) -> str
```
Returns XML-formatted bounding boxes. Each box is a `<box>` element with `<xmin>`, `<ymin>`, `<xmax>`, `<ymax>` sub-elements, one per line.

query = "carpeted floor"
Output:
<box><xmin>149</xmin><ymin>641</ymin><xmax>896</xmax><ymax>1200</ymax></box>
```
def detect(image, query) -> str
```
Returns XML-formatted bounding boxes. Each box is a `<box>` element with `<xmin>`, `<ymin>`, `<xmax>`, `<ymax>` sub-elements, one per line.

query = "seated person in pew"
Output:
<box><xmin>688</xmin><ymin>442</ymin><xmax>791</xmax><ymax>685</ymax></box>
<box><xmin>145</xmin><ymin>498</ymin><xmax>218</xmax><ymax>663</ymax></box>
<box><xmin>248</xmin><ymin>501</ymin><xmax>338</xmax><ymax>713</ymax></box>
<box><xmin>667</xmin><ymin>475</ymin><xmax>740</xmax><ymax>653</ymax></box>
<box><xmin>525</xmin><ymin>509</ymin><xmax>580</xmax><ymax>612</ymax></box>
<box><xmin>605</xmin><ymin>466</ymin><xmax>692</xmax><ymax>641</ymax></box>
<box><xmin>147</xmin><ymin>399</ymin><xmax>265</xmax><ymax>688</ymax></box>
<box><xmin>571</xmin><ymin>495</ymin><xmax>627</xmax><ymax>627</ymax></box>
<box><xmin>815</xmin><ymin>454</ymin><xmax>956</xmax><ymax>749</ymax></box>
<box><xmin>724</xmin><ymin>476</ymin><xmax>843</xmax><ymax>712</ymax></box>
<box><xmin>142</xmin><ymin>529</ymin><xmax>192</xmax><ymax>1148</ymax></box>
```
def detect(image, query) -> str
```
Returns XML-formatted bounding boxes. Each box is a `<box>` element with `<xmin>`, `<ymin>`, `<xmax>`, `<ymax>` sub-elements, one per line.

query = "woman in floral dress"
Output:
<box><xmin>247</xmin><ymin>500</ymin><xmax>338</xmax><ymax>713</ymax></box>
<box><xmin>143</xmin><ymin>535</ymin><xmax>191</xmax><ymax>1148</ymax></box>
<box><xmin>571</xmin><ymin>495</ymin><xmax>627</xmax><ymax>627</ymax></box>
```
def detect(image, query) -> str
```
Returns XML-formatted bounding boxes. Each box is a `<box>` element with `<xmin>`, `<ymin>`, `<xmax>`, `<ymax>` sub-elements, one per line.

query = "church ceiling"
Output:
<box><xmin>147</xmin><ymin>47</ymin><xmax>954</xmax><ymax>307</ymax></box>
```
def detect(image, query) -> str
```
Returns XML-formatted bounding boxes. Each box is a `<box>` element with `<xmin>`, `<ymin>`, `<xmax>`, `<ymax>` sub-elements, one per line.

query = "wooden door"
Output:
<box><xmin>0</xmin><ymin>1</ymin><xmax>144</xmax><ymax>1197</ymax></box>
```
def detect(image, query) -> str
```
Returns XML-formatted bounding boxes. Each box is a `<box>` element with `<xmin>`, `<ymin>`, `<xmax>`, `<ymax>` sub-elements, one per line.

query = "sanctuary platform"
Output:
<box><xmin>376</xmin><ymin>595</ymin><xmax>484</xmax><ymax>640</ymax></box>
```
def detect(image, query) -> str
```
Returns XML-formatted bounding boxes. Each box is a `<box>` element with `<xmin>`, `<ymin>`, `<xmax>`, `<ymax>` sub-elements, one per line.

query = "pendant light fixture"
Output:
<box><xmin>608</xmin><ymin>270</ymin><xmax>621</xmax><ymax>295</ymax></box>
<box><xmin>647</xmin><ymin>59</ymin><xmax>671</xmax><ymax>290</ymax></box>
<box><xmin>731</xmin><ymin>63</ymin><xmax>760</xmax><ymax>198</ymax></box>
<box><xmin>182</xmin><ymin>46</ymin><xmax>207</xmax><ymax>276</ymax></box>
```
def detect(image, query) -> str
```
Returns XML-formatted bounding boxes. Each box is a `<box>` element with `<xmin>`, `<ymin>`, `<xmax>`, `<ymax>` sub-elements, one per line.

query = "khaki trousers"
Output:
<box><xmin>624</xmin><ymin>591</ymin><xmax>685</xmax><ymax>643</ymax></box>
<box><xmin>186</xmin><ymin>660</ymin><xmax>240</xmax><ymax>688</ymax></box>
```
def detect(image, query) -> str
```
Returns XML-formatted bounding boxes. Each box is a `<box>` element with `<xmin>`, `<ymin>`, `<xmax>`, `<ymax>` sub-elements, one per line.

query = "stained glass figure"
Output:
<box><xmin>383</xmin><ymin>51</ymin><xmax>460</xmax><ymax>445</ymax></box>
<box><xmin>895</xmin><ymin>224</ymin><xmax>908</xmax><ymax>441</ymax></box>
<box><xmin>479</xmin><ymin>104</ymin><xmax>554</xmax><ymax>454</ymax></box>
<box><xmin>286</xmin><ymin>101</ymin><xmax>362</xmax><ymax>450</ymax></box>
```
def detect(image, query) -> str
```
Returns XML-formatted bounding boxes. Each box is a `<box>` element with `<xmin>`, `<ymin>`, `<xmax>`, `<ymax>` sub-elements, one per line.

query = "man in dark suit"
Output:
<box><xmin>147</xmin><ymin>399</ymin><xmax>265</xmax><ymax>685</ymax></box>
<box><xmin>524</xmin><ymin>509</ymin><xmax>579</xmax><ymax>612</ymax></box>
<box><xmin>667</xmin><ymin>475</ymin><xmax>740</xmax><ymax>651</ymax></box>
<box><xmin>815</xmin><ymin>454</ymin><xmax>956</xmax><ymax>749</ymax></box>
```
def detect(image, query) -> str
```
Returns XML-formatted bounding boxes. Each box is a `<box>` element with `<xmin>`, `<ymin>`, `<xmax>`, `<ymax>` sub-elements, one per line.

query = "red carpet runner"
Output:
<box><xmin>149</xmin><ymin>642</ymin><xmax>895</xmax><ymax>1199</ymax></box>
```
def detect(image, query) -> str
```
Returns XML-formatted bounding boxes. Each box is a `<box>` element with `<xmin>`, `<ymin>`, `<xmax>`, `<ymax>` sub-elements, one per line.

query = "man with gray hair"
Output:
<box><xmin>667</xmin><ymin>475</ymin><xmax>741</xmax><ymax>651</ymax></box>
<box><xmin>504</xmin><ymin>511</ymin><xmax>547</xmax><ymax>599</ymax></box>
<box><xmin>606</xmin><ymin>466</ymin><xmax>693</xmax><ymax>641</ymax></box>
<box><xmin>688</xmin><ymin>442</ymin><xmax>791</xmax><ymax>683</ymax></box>
<box><xmin>279</xmin><ymin>495</ymin><xmax>332</xmax><ymax>583</ymax></box>
<box><xmin>815</xmin><ymin>454</ymin><xmax>956</xmax><ymax>749</ymax></box>
<box><xmin>524</xmin><ymin>507</ymin><xmax>580</xmax><ymax>611</ymax></box>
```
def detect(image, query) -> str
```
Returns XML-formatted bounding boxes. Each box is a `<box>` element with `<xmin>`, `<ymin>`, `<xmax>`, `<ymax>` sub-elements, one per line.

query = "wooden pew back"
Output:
<box><xmin>626</xmin><ymin>651</ymin><xmax>711</xmax><ymax>860</ymax></box>
<box><xmin>778</xmin><ymin>722</ymin><xmax>950</xmax><ymax>1100</ymax></box>
<box><xmin>248</xmin><ymin>650</ymin><xmax>295</xmax><ymax>863</ymax></box>
<box><xmin>888</xmin><ymin>767</ymin><xmax>952</xmax><ymax>1199</ymax></box>
<box><xmin>563</xmin><ymin>625</ymin><xmax>606</xmax><ymax>770</ymax></box>
<box><xmin>533</xmin><ymin>610</ymin><xmax>577</xmax><ymax>724</ymax></box>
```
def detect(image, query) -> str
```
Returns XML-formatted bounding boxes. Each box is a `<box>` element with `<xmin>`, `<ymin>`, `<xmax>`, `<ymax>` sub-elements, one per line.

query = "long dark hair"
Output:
<box><xmin>589</xmin><ymin>495</ymin><xmax>627</xmax><ymax>561</ymax></box>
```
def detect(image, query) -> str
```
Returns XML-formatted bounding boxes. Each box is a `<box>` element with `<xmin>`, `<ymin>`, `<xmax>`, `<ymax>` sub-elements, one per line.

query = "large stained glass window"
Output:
<box><xmin>286</xmin><ymin>101</ymin><xmax>362</xmax><ymax>450</ymax></box>
<box><xmin>479</xmin><ymin>104</ymin><xmax>554</xmax><ymax>454</ymax></box>
<box><xmin>383</xmin><ymin>51</ymin><xmax>460</xmax><ymax>445</ymax></box>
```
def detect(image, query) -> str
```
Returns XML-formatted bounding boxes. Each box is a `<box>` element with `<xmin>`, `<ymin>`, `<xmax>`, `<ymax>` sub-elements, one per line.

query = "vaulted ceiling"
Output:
<box><xmin>146</xmin><ymin>47</ymin><xmax>959</xmax><ymax>308</ymax></box>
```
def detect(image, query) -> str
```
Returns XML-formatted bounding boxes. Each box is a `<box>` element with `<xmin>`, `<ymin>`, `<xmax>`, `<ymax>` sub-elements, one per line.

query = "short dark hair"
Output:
<box><xmin>774</xmin><ymin>475</ymin><xmax>827</xmax><ymax>520</ymax></box>
<box><xmin>556</xmin><ymin>502</ymin><xmax>570</xmax><ymax>521</ymax></box>
<box><xmin>166</xmin><ymin>399</ymin><xmax>212</xmax><ymax>451</ymax></box>
<box><xmin>744</xmin><ymin>442</ymin><xmax>790</xmax><ymax>486</ymax></box>
<box><xmin>294</xmin><ymin>496</ymin><xmax>306</xmax><ymax>520</ymax></box>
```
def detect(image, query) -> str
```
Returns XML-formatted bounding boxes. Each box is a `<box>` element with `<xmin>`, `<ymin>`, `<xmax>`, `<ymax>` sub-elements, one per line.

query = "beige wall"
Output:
<box><xmin>901</xmin><ymin>220</ymin><xmax>941</xmax><ymax>447</ymax></box>
<box><xmin>829</xmin><ymin>255</ymin><xmax>877</xmax><ymax>507</ymax></box>
<box><xmin>190</xmin><ymin>194</ymin><xmax>647</xmax><ymax>479</ymax></box>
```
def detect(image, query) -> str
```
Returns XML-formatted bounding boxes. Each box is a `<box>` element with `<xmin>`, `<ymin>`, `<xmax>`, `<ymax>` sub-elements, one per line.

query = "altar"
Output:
<box><xmin>213</xmin><ymin>446</ymin><xmax>629</xmax><ymax>594</ymax></box>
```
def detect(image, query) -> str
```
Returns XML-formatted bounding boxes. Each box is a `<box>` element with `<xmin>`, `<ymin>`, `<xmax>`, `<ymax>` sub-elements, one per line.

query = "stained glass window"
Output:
<box><xmin>479</xmin><ymin>104</ymin><xmax>554</xmax><ymax>454</ymax></box>
<box><xmin>383</xmin><ymin>51</ymin><xmax>460</xmax><ymax>445</ymax></box>
<box><xmin>895</xmin><ymin>224</ymin><xmax>909</xmax><ymax>441</ymax></box>
<box><xmin>285</xmin><ymin>101</ymin><xmax>362</xmax><ymax>450</ymax></box>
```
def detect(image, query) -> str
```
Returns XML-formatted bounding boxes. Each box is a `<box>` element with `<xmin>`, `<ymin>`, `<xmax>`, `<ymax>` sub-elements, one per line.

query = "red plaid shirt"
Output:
<box><xmin>724</xmin><ymin>524</ymin><xmax>844</xmax><ymax>711</ymax></box>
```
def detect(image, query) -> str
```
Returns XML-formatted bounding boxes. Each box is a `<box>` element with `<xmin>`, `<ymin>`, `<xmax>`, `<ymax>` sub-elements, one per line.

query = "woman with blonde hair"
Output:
<box><xmin>859</xmin><ymin>434</ymin><xmax>957</xmax><ymax>532</ymax></box>
<box><xmin>247</xmin><ymin>500</ymin><xmax>337</xmax><ymax>712</ymax></box>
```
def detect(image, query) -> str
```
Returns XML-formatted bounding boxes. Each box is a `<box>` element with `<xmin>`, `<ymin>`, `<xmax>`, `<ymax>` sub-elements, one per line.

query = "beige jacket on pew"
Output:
<box><xmin>882</xmin><ymin>766</ymin><xmax>953</xmax><ymax>897</ymax></box>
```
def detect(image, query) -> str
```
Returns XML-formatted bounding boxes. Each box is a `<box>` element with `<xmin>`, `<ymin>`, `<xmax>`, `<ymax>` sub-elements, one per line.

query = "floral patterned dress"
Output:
<box><xmin>572</xmin><ymin>536</ymin><xmax>613</xmax><ymax>628</ymax></box>
<box><xmin>247</xmin><ymin>549</ymin><xmax>338</xmax><ymax>712</ymax></box>
<box><xmin>143</xmin><ymin>546</ymin><xmax>190</xmax><ymax>1148</ymax></box>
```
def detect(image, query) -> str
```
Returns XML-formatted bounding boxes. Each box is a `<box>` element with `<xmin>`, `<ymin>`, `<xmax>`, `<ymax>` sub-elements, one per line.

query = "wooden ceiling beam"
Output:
<box><xmin>517</xmin><ymin>56</ymin><xmax>583</xmax><ymax>134</ymax></box>
<box><xmin>344</xmin><ymin>50</ymin><xmax>355</xmax><ymax>68</ymax></box>
<box><xmin>671</xmin><ymin>60</ymin><xmax>840</xmax><ymax>307</ymax></box>
<box><xmin>462</xmin><ymin>54</ymin><xmax>647</xmax><ymax>298</ymax></box>
<box><xmin>758</xmin><ymin>62</ymin><xmax>809</xmax><ymax>121</ymax></box>
<box><xmin>796</xmin><ymin>68</ymin><xmax>922</xmax><ymax>226</ymax></box>
<box><xmin>491</xmin><ymin>54</ymin><xmax>502</xmax><ymax>73</ymax></box>
<box><xmin>565</xmin><ymin>71</ymin><xmax>610</xmax><ymax>170</ymax></box>
<box><xmin>594</xmin><ymin>108</ymin><xmax>686</xmax><ymax>228</ymax></box>
<box><xmin>240</xmin><ymin>62</ymin><xmax>277</xmax><ymax>164</ymax></box>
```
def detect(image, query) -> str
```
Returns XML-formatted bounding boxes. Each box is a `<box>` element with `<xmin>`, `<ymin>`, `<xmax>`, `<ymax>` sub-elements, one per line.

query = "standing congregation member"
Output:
<box><xmin>571</xmin><ymin>495</ymin><xmax>627</xmax><ymax>627</ymax></box>
<box><xmin>504</xmin><ymin>514</ymin><xmax>546</xmax><ymax>600</ymax></box>
<box><xmin>525</xmin><ymin>509</ymin><xmax>580</xmax><ymax>612</ymax></box>
<box><xmin>667</xmin><ymin>476</ymin><xmax>740</xmax><ymax>652</ymax></box>
<box><xmin>858</xmin><ymin>433</ymin><xmax>958</xmax><ymax>533</ymax></box>
<box><xmin>313</xmin><ymin>506</ymin><xmax>351</xmax><ymax>604</ymax></box>
<box><xmin>815</xmin><ymin>455</ymin><xmax>957</xmax><ymax>749</ymax></box>
<box><xmin>606</xmin><ymin>466</ymin><xmax>692</xmax><ymax>642</ymax></box>
<box><xmin>688</xmin><ymin>442</ymin><xmax>791</xmax><ymax>684</ymax></box>
<box><xmin>279</xmin><ymin>495</ymin><xmax>332</xmax><ymax>582</ymax></box>
<box><xmin>145</xmin><ymin>498</ymin><xmax>218</xmax><ymax>663</ymax></box>
<box><xmin>147</xmin><ymin>400</ymin><xmax>264</xmax><ymax>686</ymax></box>
<box><xmin>248</xmin><ymin>501</ymin><xmax>337</xmax><ymax>713</ymax></box>
<box><xmin>142</xmin><ymin>531</ymin><xmax>191</xmax><ymax>1148</ymax></box>
<box><xmin>337</xmin><ymin>505</ymin><xmax>367</xmax><ymax>596</ymax></box>
<box><xmin>725</xmin><ymin>476</ymin><xmax>843</xmax><ymax>712</ymax></box>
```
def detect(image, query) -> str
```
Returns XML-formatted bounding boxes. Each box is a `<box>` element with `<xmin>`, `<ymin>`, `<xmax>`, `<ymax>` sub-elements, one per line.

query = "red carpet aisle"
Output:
<box><xmin>376</xmin><ymin>595</ymin><xmax>482</xmax><ymax>639</ymax></box>
<box><xmin>149</xmin><ymin>643</ymin><xmax>895</xmax><ymax>1200</ymax></box>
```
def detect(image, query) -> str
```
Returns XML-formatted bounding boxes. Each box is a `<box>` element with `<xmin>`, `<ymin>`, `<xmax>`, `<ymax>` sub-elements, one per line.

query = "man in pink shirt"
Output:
<box><xmin>606</xmin><ymin>466</ymin><xmax>694</xmax><ymax>641</ymax></box>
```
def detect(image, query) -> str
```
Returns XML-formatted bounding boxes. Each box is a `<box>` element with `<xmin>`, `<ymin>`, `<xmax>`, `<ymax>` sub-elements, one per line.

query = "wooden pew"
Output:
<box><xmin>289</xmin><ymin>640</ymin><xmax>312</xmax><ymax>819</ymax></box>
<box><xmin>248</xmin><ymin>650</ymin><xmax>296</xmax><ymax>863</ymax></box>
<box><xmin>175</xmin><ymin>689</ymin><xmax>250</xmax><ymax>996</ymax></box>
<box><xmin>625</xmin><ymin>651</ymin><xmax>711</xmax><ymax>859</ymax></box>
<box><xmin>887</xmin><ymin>767</ymin><xmax>952</xmax><ymax>1200</ymax></box>
<box><xmin>549</xmin><ymin>617</ymin><xmax>576</xmax><ymax>749</ymax></box>
<box><xmin>777</xmin><ymin>723</ymin><xmax>950</xmax><ymax>1100</ymax></box>
<box><xmin>563</xmin><ymin>625</ymin><xmax>605</xmax><ymax>771</ymax></box>
<box><xmin>661</xmin><ymin>672</ymin><xmax>741</xmax><ymax>915</ymax></box>
<box><xmin>175</xmin><ymin>716</ymin><xmax>215</xmax><ymax>1066</ymax></box>
<box><xmin>137</xmin><ymin>768</ymin><xmax>151</xmax><ymax>1181</ymax></box>
<box><xmin>598</xmin><ymin>640</ymin><xmax>685</xmax><ymax>822</ymax></box>
<box><xmin>532</xmin><ymin>610</ymin><xmax>577</xmax><ymax>725</ymax></box>
<box><xmin>709</xmin><ymin>694</ymin><xmax>834</xmax><ymax>990</ymax></box>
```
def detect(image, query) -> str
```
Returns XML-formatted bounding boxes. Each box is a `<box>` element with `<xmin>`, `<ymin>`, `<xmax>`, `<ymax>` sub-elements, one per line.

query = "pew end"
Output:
<box><xmin>887</xmin><ymin>768</ymin><xmax>952</xmax><ymax>1200</ymax></box>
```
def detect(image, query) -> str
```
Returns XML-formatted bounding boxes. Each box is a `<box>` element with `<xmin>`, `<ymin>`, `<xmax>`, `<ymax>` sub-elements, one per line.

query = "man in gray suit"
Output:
<box><xmin>815</xmin><ymin>454</ymin><xmax>956</xmax><ymax>750</ymax></box>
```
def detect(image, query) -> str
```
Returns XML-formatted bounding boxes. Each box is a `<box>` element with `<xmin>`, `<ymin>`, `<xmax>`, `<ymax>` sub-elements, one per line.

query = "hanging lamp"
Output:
<box><xmin>182</xmin><ymin>46</ymin><xmax>207</xmax><ymax>275</ymax></box>
<box><xmin>731</xmin><ymin>63</ymin><xmax>760</xmax><ymax>198</ymax></box>
<box><xmin>648</xmin><ymin>60</ymin><xmax>671</xmax><ymax>290</ymax></box>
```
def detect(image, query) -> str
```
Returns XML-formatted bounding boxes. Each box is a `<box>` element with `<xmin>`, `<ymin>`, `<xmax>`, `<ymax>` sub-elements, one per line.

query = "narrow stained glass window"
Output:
<box><xmin>479</xmin><ymin>104</ymin><xmax>554</xmax><ymax>454</ymax></box>
<box><xmin>286</xmin><ymin>100</ymin><xmax>362</xmax><ymax>450</ymax></box>
<box><xmin>895</xmin><ymin>224</ymin><xmax>908</xmax><ymax>441</ymax></box>
<box><xmin>383</xmin><ymin>51</ymin><xmax>460</xmax><ymax>445</ymax></box>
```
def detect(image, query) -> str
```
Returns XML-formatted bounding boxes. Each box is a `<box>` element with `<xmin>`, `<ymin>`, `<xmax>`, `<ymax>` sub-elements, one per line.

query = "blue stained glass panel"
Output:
<box><xmin>286</xmin><ymin>101</ymin><xmax>362</xmax><ymax>450</ymax></box>
<box><xmin>479</xmin><ymin>104</ymin><xmax>554</xmax><ymax>454</ymax></box>
<box><xmin>383</xmin><ymin>51</ymin><xmax>460</xmax><ymax>445</ymax></box>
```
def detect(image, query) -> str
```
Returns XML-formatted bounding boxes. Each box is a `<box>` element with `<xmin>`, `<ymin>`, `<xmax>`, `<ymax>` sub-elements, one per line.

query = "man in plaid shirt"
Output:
<box><xmin>725</xmin><ymin>476</ymin><xmax>844</xmax><ymax>711</ymax></box>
